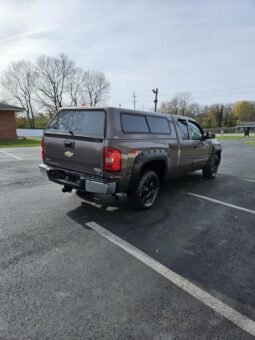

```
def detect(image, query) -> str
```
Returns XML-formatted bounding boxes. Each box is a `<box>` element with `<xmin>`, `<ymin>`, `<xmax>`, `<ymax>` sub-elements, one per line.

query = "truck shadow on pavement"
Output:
<box><xmin>67</xmin><ymin>172</ymin><xmax>255</xmax><ymax>321</ymax></box>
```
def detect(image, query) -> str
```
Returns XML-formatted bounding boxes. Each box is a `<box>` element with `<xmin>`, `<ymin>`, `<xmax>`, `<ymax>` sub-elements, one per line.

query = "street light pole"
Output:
<box><xmin>132</xmin><ymin>91</ymin><xmax>136</xmax><ymax>110</ymax></box>
<box><xmin>152</xmin><ymin>88</ymin><xmax>158</xmax><ymax>112</ymax></box>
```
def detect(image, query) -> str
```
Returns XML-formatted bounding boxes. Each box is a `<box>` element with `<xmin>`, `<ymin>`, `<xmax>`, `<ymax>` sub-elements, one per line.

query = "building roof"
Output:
<box><xmin>0</xmin><ymin>102</ymin><xmax>24</xmax><ymax>112</ymax></box>
<box><xmin>236</xmin><ymin>121</ymin><xmax>255</xmax><ymax>127</ymax></box>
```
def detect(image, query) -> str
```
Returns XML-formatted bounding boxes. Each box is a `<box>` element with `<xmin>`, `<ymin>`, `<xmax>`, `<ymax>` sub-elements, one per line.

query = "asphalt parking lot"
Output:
<box><xmin>0</xmin><ymin>141</ymin><xmax>255</xmax><ymax>339</ymax></box>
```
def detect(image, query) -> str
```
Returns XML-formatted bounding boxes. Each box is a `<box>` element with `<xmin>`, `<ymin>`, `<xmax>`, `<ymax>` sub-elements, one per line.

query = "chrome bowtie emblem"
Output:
<box><xmin>64</xmin><ymin>151</ymin><xmax>74</xmax><ymax>158</ymax></box>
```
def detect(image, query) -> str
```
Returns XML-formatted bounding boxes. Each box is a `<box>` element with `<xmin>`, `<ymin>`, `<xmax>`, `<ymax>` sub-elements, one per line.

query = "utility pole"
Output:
<box><xmin>132</xmin><ymin>91</ymin><xmax>136</xmax><ymax>110</ymax></box>
<box><xmin>152</xmin><ymin>88</ymin><xmax>158</xmax><ymax>112</ymax></box>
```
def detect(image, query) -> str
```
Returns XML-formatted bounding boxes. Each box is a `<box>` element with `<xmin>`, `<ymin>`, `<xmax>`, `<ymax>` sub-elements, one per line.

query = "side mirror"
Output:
<box><xmin>205</xmin><ymin>132</ymin><xmax>216</xmax><ymax>139</ymax></box>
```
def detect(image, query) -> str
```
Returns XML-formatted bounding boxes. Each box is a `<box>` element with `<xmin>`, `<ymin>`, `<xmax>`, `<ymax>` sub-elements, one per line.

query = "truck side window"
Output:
<box><xmin>189</xmin><ymin>121</ymin><xmax>203</xmax><ymax>140</ymax></box>
<box><xmin>168</xmin><ymin>121</ymin><xmax>177</xmax><ymax>138</ymax></box>
<box><xmin>146</xmin><ymin>116</ymin><xmax>170</xmax><ymax>134</ymax></box>
<box><xmin>177</xmin><ymin>119</ymin><xmax>189</xmax><ymax>140</ymax></box>
<box><xmin>121</xmin><ymin>114</ymin><xmax>149</xmax><ymax>133</ymax></box>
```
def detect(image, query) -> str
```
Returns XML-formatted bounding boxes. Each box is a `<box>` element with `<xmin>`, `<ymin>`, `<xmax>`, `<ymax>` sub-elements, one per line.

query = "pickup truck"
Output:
<box><xmin>39</xmin><ymin>107</ymin><xmax>222</xmax><ymax>209</ymax></box>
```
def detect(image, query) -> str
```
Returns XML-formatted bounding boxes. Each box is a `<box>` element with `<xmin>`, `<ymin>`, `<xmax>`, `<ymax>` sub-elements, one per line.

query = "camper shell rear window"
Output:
<box><xmin>47</xmin><ymin>110</ymin><xmax>105</xmax><ymax>138</ymax></box>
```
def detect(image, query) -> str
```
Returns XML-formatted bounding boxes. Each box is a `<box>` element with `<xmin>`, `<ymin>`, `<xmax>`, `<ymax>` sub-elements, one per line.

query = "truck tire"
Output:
<box><xmin>203</xmin><ymin>153</ymin><xmax>220</xmax><ymax>179</ymax></box>
<box><xmin>127</xmin><ymin>170</ymin><xmax>159</xmax><ymax>210</ymax></box>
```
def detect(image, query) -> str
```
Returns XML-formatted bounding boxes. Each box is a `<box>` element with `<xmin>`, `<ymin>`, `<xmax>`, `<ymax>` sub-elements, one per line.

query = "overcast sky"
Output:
<box><xmin>1</xmin><ymin>0</ymin><xmax>255</xmax><ymax>109</ymax></box>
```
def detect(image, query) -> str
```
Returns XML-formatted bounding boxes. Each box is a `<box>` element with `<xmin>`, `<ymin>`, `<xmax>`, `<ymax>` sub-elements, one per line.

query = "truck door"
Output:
<box><xmin>187</xmin><ymin>120</ymin><xmax>210</xmax><ymax>169</ymax></box>
<box><xmin>175</xmin><ymin>118</ymin><xmax>194</xmax><ymax>171</ymax></box>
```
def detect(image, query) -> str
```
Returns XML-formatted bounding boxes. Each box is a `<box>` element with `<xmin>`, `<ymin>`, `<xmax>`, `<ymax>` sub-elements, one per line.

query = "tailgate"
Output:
<box><xmin>44</xmin><ymin>109</ymin><xmax>105</xmax><ymax>177</ymax></box>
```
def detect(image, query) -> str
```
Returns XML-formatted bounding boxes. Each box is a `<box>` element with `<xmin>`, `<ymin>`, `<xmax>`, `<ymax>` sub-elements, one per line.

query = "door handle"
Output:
<box><xmin>193</xmin><ymin>145</ymin><xmax>199</xmax><ymax>149</ymax></box>
<box><xmin>64</xmin><ymin>141</ymin><xmax>75</xmax><ymax>148</ymax></box>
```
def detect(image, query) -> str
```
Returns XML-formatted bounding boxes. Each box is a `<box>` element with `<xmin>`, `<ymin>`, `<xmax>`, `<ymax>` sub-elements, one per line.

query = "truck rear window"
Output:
<box><xmin>47</xmin><ymin>110</ymin><xmax>105</xmax><ymax>138</ymax></box>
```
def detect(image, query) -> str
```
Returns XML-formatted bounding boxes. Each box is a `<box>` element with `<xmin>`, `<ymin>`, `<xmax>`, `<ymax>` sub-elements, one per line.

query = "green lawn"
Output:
<box><xmin>0</xmin><ymin>138</ymin><xmax>41</xmax><ymax>148</ymax></box>
<box><xmin>216</xmin><ymin>135</ymin><xmax>255</xmax><ymax>140</ymax></box>
<box><xmin>243</xmin><ymin>140</ymin><xmax>255</xmax><ymax>146</ymax></box>
<box><xmin>215</xmin><ymin>134</ymin><xmax>255</xmax><ymax>146</ymax></box>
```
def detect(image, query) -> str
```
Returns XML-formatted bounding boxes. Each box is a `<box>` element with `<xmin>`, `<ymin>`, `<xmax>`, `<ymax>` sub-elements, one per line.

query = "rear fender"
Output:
<box><xmin>128</xmin><ymin>149</ymin><xmax>168</xmax><ymax>191</ymax></box>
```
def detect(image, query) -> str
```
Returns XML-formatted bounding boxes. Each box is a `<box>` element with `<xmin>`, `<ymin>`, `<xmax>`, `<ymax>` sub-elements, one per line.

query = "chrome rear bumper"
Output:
<box><xmin>38</xmin><ymin>163</ymin><xmax>117</xmax><ymax>194</ymax></box>
<box><xmin>39</xmin><ymin>163</ymin><xmax>49</xmax><ymax>177</ymax></box>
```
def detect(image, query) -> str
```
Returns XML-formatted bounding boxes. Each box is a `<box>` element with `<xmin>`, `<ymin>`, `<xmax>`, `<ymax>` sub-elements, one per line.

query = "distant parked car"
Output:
<box><xmin>39</xmin><ymin>107</ymin><xmax>222</xmax><ymax>209</ymax></box>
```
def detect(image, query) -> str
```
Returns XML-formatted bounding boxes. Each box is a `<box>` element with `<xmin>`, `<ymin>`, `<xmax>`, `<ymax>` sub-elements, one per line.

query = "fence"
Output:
<box><xmin>17</xmin><ymin>129</ymin><xmax>44</xmax><ymax>138</ymax></box>
<box><xmin>204</xmin><ymin>127</ymin><xmax>236</xmax><ymax>133</ymax></box>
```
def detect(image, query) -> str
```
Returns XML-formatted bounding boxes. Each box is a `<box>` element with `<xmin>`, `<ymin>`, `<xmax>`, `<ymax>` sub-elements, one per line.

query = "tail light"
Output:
<box><xmin>41</xmin><ymin>136</ymin><xmax>45</xmax><ymax>162</ymax></box>
<box><xmin>104</xmin><ymin>148</ymin><xmax>121</xmax><ymax>172</ymax></box>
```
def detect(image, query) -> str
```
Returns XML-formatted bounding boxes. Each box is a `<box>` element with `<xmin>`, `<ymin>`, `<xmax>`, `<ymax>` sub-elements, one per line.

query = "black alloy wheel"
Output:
<box><xmin>203</xmin><ymin>153</ymin><xmax>220</xmax><ymax>179</ymax></box>
<box><xmin>128</xmin><ymin>170</ymin><xmax>159</xmax><ymax>210</ymax></box>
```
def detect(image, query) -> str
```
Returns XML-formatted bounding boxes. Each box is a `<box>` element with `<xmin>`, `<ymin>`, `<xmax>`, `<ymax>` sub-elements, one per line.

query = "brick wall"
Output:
<box><xmin>0</xmin><ymin>111</ymin><xmax>17</xmax><ymax>139</ymax></box>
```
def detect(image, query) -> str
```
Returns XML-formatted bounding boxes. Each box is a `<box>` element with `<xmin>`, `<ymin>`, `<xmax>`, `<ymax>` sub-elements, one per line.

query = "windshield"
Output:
<box><xmin>47</xmin><ymin>110</ymin><xmax>105</xmax><ymax>138</ymax></box>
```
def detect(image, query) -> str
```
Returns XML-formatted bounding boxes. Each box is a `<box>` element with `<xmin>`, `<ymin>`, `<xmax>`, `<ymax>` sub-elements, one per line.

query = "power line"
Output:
<box><xmin>116</xmin><ymin>85</ymin><xmax>255</xmax><ymax>103</ymax></box>
<box><xmin>133</xmin><ymin>83</ymin><xmax>255</xmax><ymax>99</ymax></box>
<box><xmin>113</xmin><ymin>82</ymin><xmax>255</xmax><ymax>107</ymax></box>
<box><xmin>193</xmin><ymin>90</ymin><xmax>255</xmax><ymax>100</ymax></box>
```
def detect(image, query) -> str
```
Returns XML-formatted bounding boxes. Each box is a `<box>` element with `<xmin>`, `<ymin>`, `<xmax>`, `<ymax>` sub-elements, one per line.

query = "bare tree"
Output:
<box><xmin>160</xmin><ymin>97</ymin><xmax>179</xmax><ymax>114</ymax></box>
<box><xmin>36</xmin><ymin>54</ymin><xmax>74</xmax><ymax>117</ymax></box>
<box><xmin>1</xmin><ymin>54</ymin><xmax>112</xmax><ymax>125</ymax></box>
<box><xmin>65</xmin><ymin>67</ymin><xmax>84</xmax><ymax>106</ymax></box>
<box><xmin>188</xmin><ymin>103</ymin><xmax>201</xmax><ymax>117</ymax></box>
<box><xmin>160</xmin><ymin>92</ymin><xmax>193</xmax><ymax>116</ymax></box>
<box><xmin>1</xmin><ymin>61</ymin><xmax>37</xmax><ymax>128</ymax></box>
<box><xmin>82</xmin><ymin>71</ymin><xmax>111</xmax><ymax>107</ymax></box>
<box><xmin>176</xmin><ymin>92</ymin><xmax>192</xmax><ymax>115</ymax></box>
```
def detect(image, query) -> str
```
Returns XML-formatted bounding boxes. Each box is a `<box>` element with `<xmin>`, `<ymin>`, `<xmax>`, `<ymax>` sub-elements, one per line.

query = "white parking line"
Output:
<box><xmin>0</xmin><ymin>150</ymin><xmax>23</xmax><ymax>160</ymax></box>
<box><xmin>83</xmin><ymin>199</ymin><xmax>119</xmax><ymax>212</ymax></box>
<box><xmin>86</xmin><ymin>221</ymin><xmax>255</xmax><ymax>337</ymax></box>
<box><xmin>238</xmin><ymin>178</ymin><xmax>255</xmax><ymax>183</ymax></box>
<box><xmin>83</xmin><ymin>199</ymin><xmax>103</xmax><ymax>209</ymax></box>
<box><xmin>105</xmin><ymin>206</ymin><xmax>119</xmax><ymax>211</ymax></box>
<box><xmin>188</xmin><ymin>193</ymin><xmax>255</xmax><ymax>215</ymax></box>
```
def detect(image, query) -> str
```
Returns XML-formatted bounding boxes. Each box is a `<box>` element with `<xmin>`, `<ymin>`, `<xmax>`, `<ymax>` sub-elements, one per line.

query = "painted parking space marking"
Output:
<box><xmin>238</xmin><ymin>178</ymin><xmax>255</xmax><ymax>183</ymax></box>
<box><xmin>188</xmin><ymin>193</ymin><xmax>255</xmax><ymax>215</ymax></box>
<box><xmin>86</xmin><ymin>221</ymin><xmax>255</xmax><ymax>337</ymax></box>
<box><xmin>0</xmin><ymin>150</ymin><xmax>23</xmax><ymax>160</ymax></box>
<box><xmin>82</xmin><ymin>199</ymin><xmax>103</xmax><ymax>209</ymax></box>
<box><xmin>105</xmin><ymin>206</ymin><xmax>119</xmax><ymax>211</ymax></box>
<box><xmin>83</xmin><ymin>199</ymin><xmax>119</xmax><ymax>212</ymax></box>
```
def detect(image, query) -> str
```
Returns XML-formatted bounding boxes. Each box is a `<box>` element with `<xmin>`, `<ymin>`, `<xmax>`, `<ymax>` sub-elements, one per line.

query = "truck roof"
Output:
<box><xmin>58</xmin><ymin>106</ymin><xmax>196</xmax><ymax>122</ymax></box>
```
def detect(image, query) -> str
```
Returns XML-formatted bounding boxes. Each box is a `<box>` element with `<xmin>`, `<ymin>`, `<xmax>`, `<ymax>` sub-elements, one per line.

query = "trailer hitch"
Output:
<box><xmin>62</xmin><ymin>185</ymin><xmax>73</xmax><ymax>193</ymax></box>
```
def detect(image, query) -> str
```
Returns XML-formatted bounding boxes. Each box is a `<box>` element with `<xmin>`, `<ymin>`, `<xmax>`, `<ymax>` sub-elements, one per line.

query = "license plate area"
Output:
<box><xmin>49</xmin><ymin>169</ymin><xmax>82</xmax><ymax>186</ymax></box>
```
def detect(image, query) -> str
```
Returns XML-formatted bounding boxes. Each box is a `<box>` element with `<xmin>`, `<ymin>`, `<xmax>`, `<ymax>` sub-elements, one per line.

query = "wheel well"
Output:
<box><xmin>141</xmin><ymin>160</ymin><xmax>166</xmax><ymax>182</ymax></box>
<box><xmin>214</xmin><ymin>150</ymin><xmax>221</xmax><ymax>163</ymax></box>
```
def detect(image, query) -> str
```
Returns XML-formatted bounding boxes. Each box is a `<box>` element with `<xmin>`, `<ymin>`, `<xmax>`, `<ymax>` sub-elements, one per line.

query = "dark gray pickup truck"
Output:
<box><xmin>39</xmin><ymin>107</ymin><xmax>222</xmax><ymax>209</ymax></box>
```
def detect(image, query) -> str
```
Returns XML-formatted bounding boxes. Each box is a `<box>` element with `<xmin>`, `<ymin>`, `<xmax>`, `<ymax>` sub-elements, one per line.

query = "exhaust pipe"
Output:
<box><xmin>62</xmin><ymin>185</ymin><xmax>73</xmax><ymax>193</ymax></box>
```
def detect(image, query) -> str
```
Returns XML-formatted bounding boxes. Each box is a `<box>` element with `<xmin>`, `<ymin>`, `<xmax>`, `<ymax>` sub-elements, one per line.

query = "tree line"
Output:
<box><xmin>1</xmin><ymin>56</ymin><xmax>254</xmax><ymax>130</ymax></box>
<box><xmin>0</xmin><ymin>54</ymin><xmax>111</xmax><ymax>128</ymax></box>
<box><xmin>160</xmin><ymin>92</ymin><xmax>255</xmax><ymax>128</ymax></box>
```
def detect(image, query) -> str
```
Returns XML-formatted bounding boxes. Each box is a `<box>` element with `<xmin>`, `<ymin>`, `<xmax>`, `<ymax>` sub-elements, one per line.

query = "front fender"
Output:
<box><xmin>206</xmin><ymin>139</ymin><xmax>222</xmax><ymax>156</ymax></box>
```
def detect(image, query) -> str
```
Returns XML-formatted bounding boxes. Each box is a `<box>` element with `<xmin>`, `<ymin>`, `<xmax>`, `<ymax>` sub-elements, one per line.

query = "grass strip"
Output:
<box><xmin>0</xmin><ymin>138</ymin><xmax>41</xmax><ymax>148</ymax></box>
